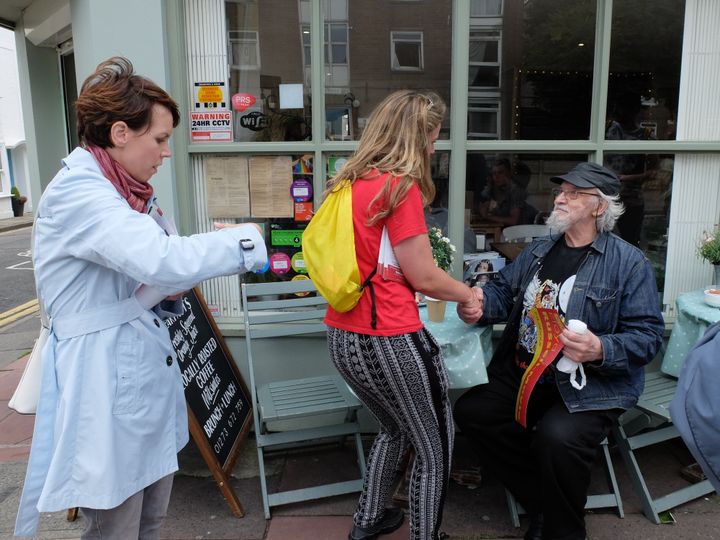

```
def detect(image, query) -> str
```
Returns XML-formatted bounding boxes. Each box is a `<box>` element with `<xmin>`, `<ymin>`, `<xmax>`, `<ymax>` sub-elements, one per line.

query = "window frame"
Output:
<box><xmin>390</xmin><ymin>30</ymin><xmax>424</xmax><ymax>72</ymax></box>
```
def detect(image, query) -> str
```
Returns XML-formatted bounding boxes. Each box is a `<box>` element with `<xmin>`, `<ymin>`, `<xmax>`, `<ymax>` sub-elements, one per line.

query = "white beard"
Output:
<box><xmin>546</xmin><ymin>208</ymin><xmax>572</xmax><ymax>233</ymax></box>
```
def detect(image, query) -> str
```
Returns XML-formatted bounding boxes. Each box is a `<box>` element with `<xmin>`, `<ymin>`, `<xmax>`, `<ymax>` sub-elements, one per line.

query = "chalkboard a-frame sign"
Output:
<box><xmin>166</xmin><ymin>287</ymin><xmax>252</xmax><ymax>518</ymax></box>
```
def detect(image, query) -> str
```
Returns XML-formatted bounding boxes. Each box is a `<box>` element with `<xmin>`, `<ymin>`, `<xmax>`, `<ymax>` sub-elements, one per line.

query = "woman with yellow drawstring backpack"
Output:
<box><xmin>320</xmin><ymin>90</ymin><xmax>483</xmax><ymax>540</ymax></box>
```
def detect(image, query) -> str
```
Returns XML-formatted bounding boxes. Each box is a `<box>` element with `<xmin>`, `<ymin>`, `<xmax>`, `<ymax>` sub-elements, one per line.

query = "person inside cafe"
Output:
<box><xmin>424</xmin><ymin>177</ymin><xmax>477</xmax><ymax>254</ymax></box>
<box><xmin>324</xmin><ymin>90</ymin><xmax>482</xmax><ymax>540</ymax></box>
<box><xmin>14</xmin><ymin>57</ymin><xmax>267</xmax><ymax>539</ymax></box>
<box><xmin>454</xmin><ymin>162</ymin><xmax>664</xmax><ymax>540</ymax></box>
<box><xmin>477</xmin><ymin>158</ymin><xmax>530</xmax><ymax>226</ymax></box>
<box><xmin>605</xmin><ymin>91</ymin><xmax>658</xmax><ymax>247</ymax></box>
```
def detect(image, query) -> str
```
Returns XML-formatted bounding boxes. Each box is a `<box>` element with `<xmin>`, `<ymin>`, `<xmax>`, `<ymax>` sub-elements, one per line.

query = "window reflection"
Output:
<box><xmin>607</xmin><ymin>0</ymin><xmax>685</xmax><ymax>141</ymax></box>
<box><xmin>465</xmin><ymin>154</ymin><xmax>588</xmax><ymax>246</ymax></box>
<box><xmin>226</xmin><ymin>1</ymin><xmax>311</xmax><ymax>142</ymax></box>
<box><xmin>468</xmin><ymin>0</ymin><xmax>596</xmax><ymax>140</ymax></box>
<box><xmin>325</xmin><ymin>0</ymin><xmax>452</xmax><ymax>141</ymax></box>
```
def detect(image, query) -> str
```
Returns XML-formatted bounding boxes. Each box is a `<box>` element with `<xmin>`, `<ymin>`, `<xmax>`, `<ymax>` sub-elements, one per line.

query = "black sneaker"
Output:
<box><xmin>524</xmin><ymin>513</ymin><xmax>543</xmax><ymax>540</ymax></box>
<box><xmin>349</xmin><ymin>507</ymin><xmax>405</xmax><ymax>540</ymax></box>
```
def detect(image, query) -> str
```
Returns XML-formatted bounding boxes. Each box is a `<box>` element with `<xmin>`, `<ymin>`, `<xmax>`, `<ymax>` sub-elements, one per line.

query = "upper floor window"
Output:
<box><xmin>228</xmin><ymin>30</ymin><xmax>260</xmax><ymax>70</ymax></box>
<box><xmin>471</xmin><ymin>0</ymin><xmax>503</xmax><ymax>17</ymax></box>
<box><xmin>469</xmin><ymin>29</ymin><xmax>501</xmax><ymax>89</ymax></box>
<box><xmin>391</xmin><ymin>31</ymin><xmax>424</xmax><ymax>71</ymax></box>
<box><xmin>302</xmin><ymin>23</ymin><xmax>349</xmax><ymax>66</ymax></box>
<box><xmin>326</xmin><ymin>22</ymin><xmax>348</xmax><ymax>65</ymax></box>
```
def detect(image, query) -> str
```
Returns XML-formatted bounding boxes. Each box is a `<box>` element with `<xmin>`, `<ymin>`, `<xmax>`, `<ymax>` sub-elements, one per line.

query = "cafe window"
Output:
<box><xmin>224</xmin><ymin>0</ymin><xmax>310</xmax><ymax>142</ymax></box>
<box><xmin>189</xmin><ymin>153</ymin><xmax>317</xmax><ymax>314</ymax></box>
<box><xmin>391</xmin><ymin>31</ymin><xmax>424</xmax><ymax>71</ymax></box>
<box><xmin>606</xmin><ymin>0</ymin><xmax>685</xmax><ymax>141</ymax></box>
<box><xmin>604</xmin><ymin>152</ymin><xmax>674</xmax><ymax>290</ymax></box>
<box><xmin>464</xmin><ymin>152</ymin><xmax>588</xmax><ymax>251</ymax></box>
<box><xmin>325</xmin><ymin>2</ymin><xmax>451</xmax><ymax>141</ymax></box>
<box><xmin>467</xmin><ymin>0</ymin><xmax>596</xmax><ymax>139</ymax></box>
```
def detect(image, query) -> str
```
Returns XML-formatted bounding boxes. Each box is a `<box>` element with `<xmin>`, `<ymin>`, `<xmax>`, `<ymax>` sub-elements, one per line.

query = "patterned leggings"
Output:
<box><xmin>328</xmin><ymin>326</ymin><xmax>454</xmax><ymax>540</ymax></box>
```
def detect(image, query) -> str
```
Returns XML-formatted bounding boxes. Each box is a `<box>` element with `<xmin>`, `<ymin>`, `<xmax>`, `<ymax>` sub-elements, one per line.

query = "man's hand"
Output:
<box><xmin>457</xmin><ymin>287</ymin><xmax>484</xmax><ymax>324</ymax></box>
<box><xmin>559</xmin><ymin>327</ymin><xmax>603</xmax><ymax>363</ymax></box>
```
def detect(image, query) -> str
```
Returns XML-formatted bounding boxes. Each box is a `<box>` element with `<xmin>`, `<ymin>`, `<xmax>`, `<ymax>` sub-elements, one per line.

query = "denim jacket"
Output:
<box><xmin>481</xmin><ymin>231</ymin><xmax>664</xmax><ymax>412</ymax></box>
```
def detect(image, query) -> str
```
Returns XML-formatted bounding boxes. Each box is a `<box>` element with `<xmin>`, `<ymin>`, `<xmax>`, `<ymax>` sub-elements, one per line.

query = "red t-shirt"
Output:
<box><xmin>324</xmin><ymin>172</ymin><xmax>427</xmax><ymax>336</ymax></box>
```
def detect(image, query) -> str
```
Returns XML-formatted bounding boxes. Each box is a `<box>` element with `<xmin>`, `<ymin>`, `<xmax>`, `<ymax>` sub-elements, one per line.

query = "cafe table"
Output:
<box><xmin>663</xmin><ymin>289</ymin><xmax>720</xmax><ymax>377</ymax></box>
<box><xmin>419</xmin><ymin>302</ymin><xmax>494</xmax><ymax>389</ymax></box>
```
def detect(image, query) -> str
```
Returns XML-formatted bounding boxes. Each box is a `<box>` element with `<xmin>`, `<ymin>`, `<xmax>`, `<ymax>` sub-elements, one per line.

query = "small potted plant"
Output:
<box><xmin>11</xmin><ymin>186</ymin><xmax>27</xmax><ymax>217</ymax></box>
<box><xmin>698</xmin><ymin>226</ymin><xmax>720</xmax><ymax>285</ymax></box>
<box><xmin>425</xmin><ymin>227</ymin><xmax>456</xmax><ymax>322</ymax></box>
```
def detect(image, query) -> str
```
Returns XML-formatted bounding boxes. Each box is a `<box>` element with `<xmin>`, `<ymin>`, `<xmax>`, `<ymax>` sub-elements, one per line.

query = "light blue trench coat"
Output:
<box><xmin>15</xmin><ymin>148</ymin><xmax>267</xmax><ymax>536</ymax></box>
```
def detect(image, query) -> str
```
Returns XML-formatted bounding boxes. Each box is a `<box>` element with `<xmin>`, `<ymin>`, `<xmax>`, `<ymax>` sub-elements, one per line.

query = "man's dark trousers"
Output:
<box><xmin>454</xmin><ymin>373</ymin><xmax>620</xmax><ymax>540</ymax></box>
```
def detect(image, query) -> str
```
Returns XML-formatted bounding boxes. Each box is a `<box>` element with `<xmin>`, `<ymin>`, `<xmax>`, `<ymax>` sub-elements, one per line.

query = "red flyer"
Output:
<box><xmin>515</xmin><ymin>306</ymin><xmax>566</xmax><ymax>427</ymax></box>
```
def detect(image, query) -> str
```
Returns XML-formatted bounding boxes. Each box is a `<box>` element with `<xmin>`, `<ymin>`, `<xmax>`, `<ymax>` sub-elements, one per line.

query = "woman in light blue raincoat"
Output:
<box><xmin>14</xmin><ymin>57</ymin><xmax>267</xmax><ymax>538</ymax></box>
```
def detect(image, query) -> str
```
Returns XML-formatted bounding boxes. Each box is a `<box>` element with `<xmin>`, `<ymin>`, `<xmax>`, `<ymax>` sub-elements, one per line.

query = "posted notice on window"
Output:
<box><xmin>205</xmin><ymin>155</ymin><xmax>250</xmax><ymax>218</ymax></box>
<box><xmin>249</xmin><ymin>156</ymin><xmax>293</xmax><ymax>218</ymax></box>
<box><xmin>190</xmin><ymin>111</ymin><xmax>233</xmax><ymax>142</ymax></box>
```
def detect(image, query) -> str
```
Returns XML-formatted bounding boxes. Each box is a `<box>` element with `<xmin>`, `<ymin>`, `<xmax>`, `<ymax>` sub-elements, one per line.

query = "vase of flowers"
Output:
<box><xmin>425</xmin><ymin>227</ymin><xmax>456</xmax><ymax>322</ymax></box>
<box><xmin>698</xmin><ymin>226</ymin><xmax>720</xmax><ymax>285</ymax></box>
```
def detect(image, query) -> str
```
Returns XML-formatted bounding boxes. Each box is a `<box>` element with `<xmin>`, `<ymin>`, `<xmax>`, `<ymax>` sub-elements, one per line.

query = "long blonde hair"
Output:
<box><xmin>326</xmin><ymin>89</ymin><xmax>446</xmax><ymax>225</ymax></box>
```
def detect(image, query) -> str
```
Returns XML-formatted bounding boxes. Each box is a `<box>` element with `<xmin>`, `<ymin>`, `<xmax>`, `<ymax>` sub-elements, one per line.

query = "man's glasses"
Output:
<box><xmin>551</xmin><ymin>188</ymin><xmax>601</xmax><ymax>201</ymax></box>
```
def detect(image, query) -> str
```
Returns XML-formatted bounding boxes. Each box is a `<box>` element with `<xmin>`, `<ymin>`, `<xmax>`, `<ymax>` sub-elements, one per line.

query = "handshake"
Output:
<box><xmin>457</xmin><ymin>286</ymin><xmax>484</xmax><ymax>324</ymax></box>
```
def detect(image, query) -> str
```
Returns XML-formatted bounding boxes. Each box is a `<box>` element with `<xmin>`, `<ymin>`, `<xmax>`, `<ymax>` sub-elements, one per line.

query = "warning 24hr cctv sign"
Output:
<box><xmin>190</xmin><ymin>111</ymin><xmax>233</xmax><ymax>142</ymax></box>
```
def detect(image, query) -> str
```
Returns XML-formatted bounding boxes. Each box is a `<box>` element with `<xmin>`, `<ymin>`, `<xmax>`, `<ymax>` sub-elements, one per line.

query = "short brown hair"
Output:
<box><xmin>75</xmin><ymin>56</ymin><xmax>180</xmax><ymax>148</ymax></box>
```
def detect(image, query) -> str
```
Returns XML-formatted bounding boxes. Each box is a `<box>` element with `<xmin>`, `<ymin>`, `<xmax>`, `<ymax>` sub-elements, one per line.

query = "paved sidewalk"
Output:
<box><xmin>1</xmin><ymin>346</ymin><xmax>718</xmax><ymax>540</ymax></box>
<box><xmin>0</xmin><ymin>215</ymin><xmax>33</xmax><ymax>234</ymax></box>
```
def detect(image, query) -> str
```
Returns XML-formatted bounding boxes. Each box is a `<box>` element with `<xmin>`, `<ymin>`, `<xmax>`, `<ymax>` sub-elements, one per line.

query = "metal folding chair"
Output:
<box><xmin>241</xmin><ymin>280</ymin><xmax>366</xmax><ymax>518</ymax></box>
<box><xmin>612</xmin><ymin>370</ymin><xmax>714</xmax><ymax>523</ymax></box>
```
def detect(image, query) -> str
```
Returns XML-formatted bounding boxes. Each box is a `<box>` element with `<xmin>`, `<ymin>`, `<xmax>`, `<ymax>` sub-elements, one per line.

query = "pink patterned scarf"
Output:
<box><xmin>86</xmin><ymin>145</ymin><xmax>154</xmax><ymax>213</ymax></box>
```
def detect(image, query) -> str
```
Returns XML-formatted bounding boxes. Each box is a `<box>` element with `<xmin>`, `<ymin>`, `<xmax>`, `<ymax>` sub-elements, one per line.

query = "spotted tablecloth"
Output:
<box><xmin>420</xmin><ymin>303</ymin><xmax>494</xmax><ymax>389</ymax></box>
<box><xmin>663</xmin><ymin>290</ymin><xmax>720</xmax><ymax>377</ymax></box>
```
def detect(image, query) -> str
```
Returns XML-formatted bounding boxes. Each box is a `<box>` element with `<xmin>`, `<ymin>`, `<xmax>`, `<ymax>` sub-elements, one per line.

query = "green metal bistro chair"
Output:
<box><xmin>505</xmin><ymin>438</ymin><xmax>624</xmax><ymax>527</ymax></box>
<box><xmin>241</xmin><ymin>280</ymin><xmax>366</xmax><ymax>519</ymax></box>
<box><xmin>612</xmin><ymin>369</ymin><xmax>714</xmax><ymax>523</ymax></box>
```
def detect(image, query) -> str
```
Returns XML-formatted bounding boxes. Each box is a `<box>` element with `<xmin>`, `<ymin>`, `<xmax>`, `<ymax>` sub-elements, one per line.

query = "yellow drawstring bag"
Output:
<box><xmin>304</xmin><ymin>180</ymin><xmax>376</xmax><ymax>318</ymax></box>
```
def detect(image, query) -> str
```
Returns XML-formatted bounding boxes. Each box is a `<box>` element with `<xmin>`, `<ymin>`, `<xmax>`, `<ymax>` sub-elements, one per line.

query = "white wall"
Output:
<box><xmin>0</xmin><ymin>27</ymin><xmax>28</xmax><ymax>216</ymax></box>
<box><xmin>0</xmin><ymin>28</ymin><xmax>26</xmax><ymax>149</ymax></box>
<box><xmin>70</xmin><ymin>0</ymin><xmax>178</xmax><ymax>220</ymax></box>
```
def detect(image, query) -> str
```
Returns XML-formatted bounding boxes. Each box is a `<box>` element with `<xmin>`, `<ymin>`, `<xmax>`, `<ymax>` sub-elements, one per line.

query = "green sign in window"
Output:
<box><xmin>271</xmin><ymin>229</ymin><xmax>304</xmax><ymax>247</ymax></box>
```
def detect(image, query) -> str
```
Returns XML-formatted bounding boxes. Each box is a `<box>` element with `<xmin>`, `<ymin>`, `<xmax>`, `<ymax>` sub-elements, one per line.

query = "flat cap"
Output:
<box><xmin>550</xmin><ymin>162</ymin><xmax>620</xmax><ymax>196</ymax></box>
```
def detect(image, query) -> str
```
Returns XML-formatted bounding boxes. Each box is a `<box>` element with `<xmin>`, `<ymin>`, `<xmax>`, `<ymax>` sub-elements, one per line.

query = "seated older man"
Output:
<box><xmin>454</xmin><ymin>162</ymin><xmax>664</xmax><ymax>540</ymax></box>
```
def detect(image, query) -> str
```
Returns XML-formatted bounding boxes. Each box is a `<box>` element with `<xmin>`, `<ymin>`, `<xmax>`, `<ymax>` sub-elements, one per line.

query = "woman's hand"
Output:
<box><xmin>214</xmin><ymin>222</ymin><xmax>263</xmax><ymax>234</ymax></box>
<box><xmin>457</xmin><ymin>287</ymin><xmax>484</xmax><ymax>324</ymax></box>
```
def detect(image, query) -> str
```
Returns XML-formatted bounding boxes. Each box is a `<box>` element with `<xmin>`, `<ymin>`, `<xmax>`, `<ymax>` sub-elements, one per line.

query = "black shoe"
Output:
<box><xmin>523</xmin><ymin>513</ymin><xmax>543</xmax><ymax>540</ymax></box>
<box><xmin>349</xmin><ymin>507</ymin><xmax>405</xmax><ymax>540</ymax></box>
